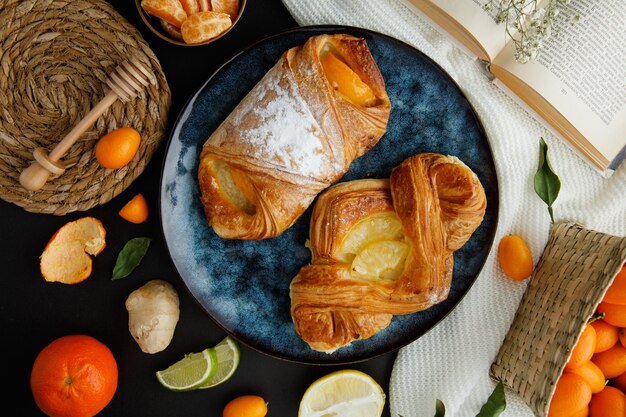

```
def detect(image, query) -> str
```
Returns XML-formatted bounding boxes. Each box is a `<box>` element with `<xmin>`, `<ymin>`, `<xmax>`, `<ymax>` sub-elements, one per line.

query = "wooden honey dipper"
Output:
<box><xmin>19</xmin><ymin>57</ymin><xmax>157</xmax><ymax>192</ymax></box>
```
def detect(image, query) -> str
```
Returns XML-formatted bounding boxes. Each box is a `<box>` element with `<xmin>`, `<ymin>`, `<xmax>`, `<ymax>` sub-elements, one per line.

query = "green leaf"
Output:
<box><xmin>534</xmin><ymin>138</ymin><xmax>561</xmax><ymax>223</ymax></box>
<box><xmin>112</xmin><ymin>237</ymin><xmax>151</xmax><ymax>280</ymax></box>
<box><xmin>434</xmin><ymin>399</ymin><xmax>446</xmax><ymax>417</ymax></box>
<box><xmin>476</xmin><ymin>382</ymin><xmax>506</xmax><ymax>417</ymax></box>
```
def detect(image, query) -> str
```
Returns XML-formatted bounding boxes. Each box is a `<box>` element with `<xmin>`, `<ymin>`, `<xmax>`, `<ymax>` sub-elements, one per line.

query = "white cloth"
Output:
<box><xmin>280</xmin><ymin>1</ymin><xmax>626</xmax><ymax>416</ymax></box>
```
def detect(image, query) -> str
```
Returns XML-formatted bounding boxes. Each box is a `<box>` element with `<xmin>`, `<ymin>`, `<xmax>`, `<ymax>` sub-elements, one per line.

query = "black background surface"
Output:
<box><xmin>2</xmin><ymin>0</ymin><xmax>397</xmax><ymax>415</ymax></box>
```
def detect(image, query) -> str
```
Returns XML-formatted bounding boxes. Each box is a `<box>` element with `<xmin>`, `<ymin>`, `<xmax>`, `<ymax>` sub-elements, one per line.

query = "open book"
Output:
<box><xmin>402</xmin><ymin>0</ymin><xmax>625</xmax><ymax>176</ymax></box>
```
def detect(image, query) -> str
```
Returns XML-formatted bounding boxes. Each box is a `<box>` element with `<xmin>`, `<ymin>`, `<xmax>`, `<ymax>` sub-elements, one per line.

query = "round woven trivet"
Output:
<box><xmin>0</xmin><ymin>0</ymin><xmax>171</xmax><ymax>215</ymax></box>
<box><xmin>490</xmin><ymin>222</ymin><xmax>626</xmax><ymax>417</ymax></box>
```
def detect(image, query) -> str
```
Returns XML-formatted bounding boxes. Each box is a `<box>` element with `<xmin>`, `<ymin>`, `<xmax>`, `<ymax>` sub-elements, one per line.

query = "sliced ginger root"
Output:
<box><xmin>321</xmin><ymin>51</ymin><xmax>377</xmax><ymax>107</ymax></box>
<box><xmin>40</xmin><ymin>217</ymin><xmax>106</xmax><ymax>284</ymax></box>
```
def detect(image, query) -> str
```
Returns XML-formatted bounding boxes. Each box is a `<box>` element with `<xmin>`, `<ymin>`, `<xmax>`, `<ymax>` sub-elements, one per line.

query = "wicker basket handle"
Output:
<box><xmin>18</xmin><ymin>58</ymin><xmax>156</xmax><ymax>192</ymax></box>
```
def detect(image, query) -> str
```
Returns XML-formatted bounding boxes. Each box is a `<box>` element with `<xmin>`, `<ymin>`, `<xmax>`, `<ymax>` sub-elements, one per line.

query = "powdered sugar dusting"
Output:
<box><xmin>234</xmin><ymin>63</ymin><xmax>329</xmax><ymax>178</ymax></box>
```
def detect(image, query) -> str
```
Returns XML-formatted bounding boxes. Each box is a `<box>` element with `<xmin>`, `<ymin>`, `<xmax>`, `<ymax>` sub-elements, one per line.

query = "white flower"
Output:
<box><xmin>485</xmin><ymin>0</ymin><xmax>573</xmax><ymax>63</ymax></box>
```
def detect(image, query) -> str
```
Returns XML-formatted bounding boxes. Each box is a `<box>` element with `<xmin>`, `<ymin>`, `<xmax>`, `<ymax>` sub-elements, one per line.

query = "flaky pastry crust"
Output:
<box><xmin>198</xmin><ymin>34</ymin><xmax>391</xmax><ymax>239</ymax></box>
<box><xmin>290</xmin><ymin>153</ymin><xmax>487</xmax><ymax>352</ymax></box>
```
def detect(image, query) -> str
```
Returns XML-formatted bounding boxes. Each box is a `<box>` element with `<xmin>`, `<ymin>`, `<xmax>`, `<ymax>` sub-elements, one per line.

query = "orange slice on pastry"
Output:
<box><xmin>321</xmin><ymin>52</ymin><xmax>377</xmax><ymax>107</ymax></box>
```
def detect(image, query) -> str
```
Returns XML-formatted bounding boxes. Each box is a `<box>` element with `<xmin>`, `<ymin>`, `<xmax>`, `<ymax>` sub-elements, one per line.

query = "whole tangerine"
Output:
<box><xmin>498</xmin><ymin>234</ymin><xmax>534</xmax><ymax>280</ymax></box>
<box><xmin>548</xmin><ymin>372</ymin><xmax>592</xmax><ymax>417</ymax></box>
<box><xmin>95</xmin><ymin>127</ymin><xmax>141</xmax><ymax>169</ymax></box>
<box><xmin>565</xmin><ymin>325</ymin><xmax>597</xmax><ymax>370</ymax></box>
<box><xmin>566</xmin><ymin>361</ymin><xmax>606</xmax><ymax>394</ymax></box>
<box><xmin>223</xmin><ymin>395</ymin><xmax>268</xmax><ymax>417</ymax></box>
<box><xmin>30</xmin><ymin>335</ymin><xmax>118</xmax><ymax>417</ymax></box>
<box><xmin>589</xmin><ymin>386</ymin><xmax>626</xmax><ymax>417</ymax></box>
<box><xmin>590</xmin><ymin>319</ymin><xmax>620</xmax><ymax>353</ymax></box>
<box><xmin>602</xmin><ymin>264</ymin><xmax>626</xmax><ymax>305</ymax></box>
<box><xmin>597</xmin><ymin>302</ymin><xmax>626</xmax><ymax>328</ymax></box>
<box><xmin>612</xmin><ymin>371</ymin><xmax>626</xmax><ymax>393</ymax></box>
<box><xmin>592</xmin><ymin>343</ymin><xmax>626</xmax><ymax>379</ymax></box>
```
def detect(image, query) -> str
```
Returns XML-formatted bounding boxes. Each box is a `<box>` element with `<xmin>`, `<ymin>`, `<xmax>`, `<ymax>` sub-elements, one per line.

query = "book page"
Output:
<box><xmin>491</xmin><ymin>0</ymin><xmax>626</xmax><ymax>167</ymax></box>
<box><xmin>403</xmin><ymin>0</ymin><xmax>509</xmax><ymax>61</ymax></box>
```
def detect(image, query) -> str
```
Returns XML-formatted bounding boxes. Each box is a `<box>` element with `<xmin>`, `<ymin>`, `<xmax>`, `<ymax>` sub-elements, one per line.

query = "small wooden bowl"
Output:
<box><xmin>135</xmin><ymin>0</ymin><xmax>247</xmax><ymax>46</ymax></box>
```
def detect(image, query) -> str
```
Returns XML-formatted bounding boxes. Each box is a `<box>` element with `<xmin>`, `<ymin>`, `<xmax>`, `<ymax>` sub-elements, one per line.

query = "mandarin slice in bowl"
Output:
<box><xmin>141</xmin><ymin>0</ymin><xmax>188</xmax><ymax>28</ymax></box>
<box><xmin>211</xmin><ymin>0</ymin><xmax>239</xmax><ymax>20</ymax></box>
<box><xmin>179</xmin><ymin>0</ymin><xmax>199</xmax><ymax>15</ymax></box>
<box><xmin>181</xmin><ymin>11</ymin><xmax>231</xmax><ymax>44</ymax></box>
<box><xmin>197</xmin><ymin>0</ymin><xmax>211</xmax><ymax>12</ymax></box>
<box><xmin>160</xmin><ymin>18</ymin><xmax>184</xmax><ymax>41</ymax></box>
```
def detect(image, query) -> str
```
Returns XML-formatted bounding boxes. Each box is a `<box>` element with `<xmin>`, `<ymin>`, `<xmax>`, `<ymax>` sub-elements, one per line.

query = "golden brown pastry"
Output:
<box><xmin>198</xmin><ymin>34</ymin><xmax>391</xmax><ymax>239</ymax></box>
<box><xmin>290</xmin><ymin>153</ymin><xmax>487</xmax><ymax>353</ymax></box>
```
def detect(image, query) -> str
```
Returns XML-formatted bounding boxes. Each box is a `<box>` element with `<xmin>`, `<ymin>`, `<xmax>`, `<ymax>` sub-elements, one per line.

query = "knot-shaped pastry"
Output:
<box><xmin>290</xmin><ymin>153</ymin><xmax>487</xmax><ymax>353</ymax></box>
<box><xmin>198</xmin><ymin>33</ymin><xmax>391</xmax><ymax>239</ymax></box>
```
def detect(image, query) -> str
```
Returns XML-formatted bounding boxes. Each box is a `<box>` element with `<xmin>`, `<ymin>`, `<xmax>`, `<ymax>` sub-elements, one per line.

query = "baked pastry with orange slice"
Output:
<box><xmin>289</xmin><ymin>153</ymin><xmax>487</xmax><ymax>353</ymax></box>
<box><xmin>198</xmin><ymin>34</ymin><xmax>391</xmax><ymax>239</ymax></box>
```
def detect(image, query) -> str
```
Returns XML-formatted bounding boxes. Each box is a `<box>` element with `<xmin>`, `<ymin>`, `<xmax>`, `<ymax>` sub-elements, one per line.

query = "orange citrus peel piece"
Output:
<box><xmin>40</xmin><ymin>217</ymin><xmax>106</xmax><ymax>284</ymax></box>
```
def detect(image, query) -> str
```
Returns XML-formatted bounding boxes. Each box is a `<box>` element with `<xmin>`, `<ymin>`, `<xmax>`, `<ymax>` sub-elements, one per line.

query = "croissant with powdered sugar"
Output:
<box><xmin>198</xmin><ymin>33</ymin><xmax>391</xmax><ymax>239</ymax></box>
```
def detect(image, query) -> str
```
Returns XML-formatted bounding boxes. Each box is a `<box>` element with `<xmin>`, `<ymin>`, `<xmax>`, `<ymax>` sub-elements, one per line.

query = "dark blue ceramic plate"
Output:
<box><xmin>160</xmin><ymin>26</ymin><xmax>499</xmax><ymax>364</ymax></box>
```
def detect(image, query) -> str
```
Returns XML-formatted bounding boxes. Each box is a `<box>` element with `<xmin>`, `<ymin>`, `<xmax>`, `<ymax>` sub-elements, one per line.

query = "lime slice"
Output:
<box><xmin>197</xmin><ymin>336</ymin><xmax>240</xmax><ymax>389</ymax></box>
<box><xmin>351</xmin><ymin>240</ymin><xmax>409</xmax><ymax>281</ymax></box>
<box><xmin>156</xmin><ymin>348</ymin><xmax>217</xmax><ymax>391</ymax></box>
<box><xmin>298</xmin><ymin>369</ymin><xmax>385</xmax><ymax>417</ymax></box>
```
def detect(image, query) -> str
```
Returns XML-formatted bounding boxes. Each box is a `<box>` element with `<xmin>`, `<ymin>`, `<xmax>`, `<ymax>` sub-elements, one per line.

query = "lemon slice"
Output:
<box><xmin>197</xmin><ymin>336</ymin><xmax>240</xmax><ymax>388</ymax></box>
<box><xmin>156</xmin><ymin>348</ymin><xmax>217</xmax><ymax>391</ymax></box>
<box><xmin>351</xmin><ymin>240</ymin><xmax>409</xmax><ymax>281</ymax></box>
<box><xmin>336</xmin><ymin>212</ymin><xmax>403</xmax><ymax>263</ymax></box>
<box><xmin>298</xmin><ymin>369</ymin><xmax>385</xmax><ymax>417</ymax></box>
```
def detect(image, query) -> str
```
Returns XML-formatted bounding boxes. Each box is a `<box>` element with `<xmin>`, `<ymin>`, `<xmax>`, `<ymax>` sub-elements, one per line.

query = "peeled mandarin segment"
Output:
<box><xmin>210</xmin><ymin>0</ymin><xmax>239</xmax><ymax>20</ymax></box>
<box><xmin>180</xmin><ymin>11</ymin><xmax>231</xmax><ymax>44</ymax></box>
<box><xmin>566</xmin><ymin>325</ymin><xmax>597</xmax><ymax>370</ymax></box>
<box><xmin>160</xmin><ymin>18</ymin><xmax>184</xmax><ymax>41</ymax></box>
<box><xmin>597</xmin><ymin>302</ymin><xmax>626</xmax><ymax>327</ymax></box>
<box><xmin>141</xmin><ymin>0</ymin><xmax>188</xmax><ymax>28</ymax></box>
<box><xmin>566</xmin><ymin>361</ymin><xmax>606</xmax><ymax>394</ymax></box>
<box><xmin>336</xmin><ymin>212</ymin><xmax>404</xmax><ymax>263</ymax></box>
<box><xmin>179</xmin><ymin>0</ymin><xmax>199</xmax><ymax>15</ymax></box>
<box><xmin>197</xmin><ymin>0</ymin><xmax>211</xmax><ymax>11</ymax></box>
<box><xmin>603</xmin><ymin>265</ymin><xmax>626</xmax><ymax>305</ymax></box>
<box><xmin>320</xmin><ymin>52</ymin><xmax>377</xmax><ymax>107</ymax></box>
<box><xmin>40</xmin><ymin>217</ymin><xmax>106</xmax><ymax>284</ymax></box>
<box><xmin>592</xmin><ymin>343</ymin><xmax>626</xmax><ymax>379</ymax></box>
<box><xmin>548</xmin><ymin>373</ymin><xmax>592</xmax><ymax>417</ymax></box>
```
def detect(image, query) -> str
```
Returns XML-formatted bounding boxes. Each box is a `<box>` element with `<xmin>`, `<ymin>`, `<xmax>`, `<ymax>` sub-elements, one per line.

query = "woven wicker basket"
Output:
<box><xmin>0</xmin><ymin>0</ymin><xmax>171</xmax><ymax>215</ymax></box>
<box><xmin>490</xmin><ymin>222</ymin><xmax>626</xmax><ymax>417</ymax></box>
